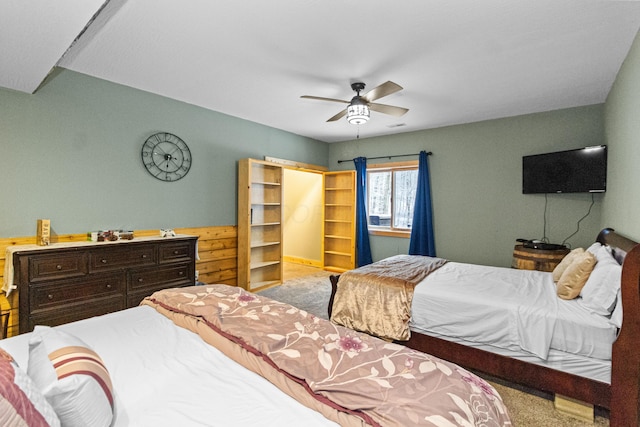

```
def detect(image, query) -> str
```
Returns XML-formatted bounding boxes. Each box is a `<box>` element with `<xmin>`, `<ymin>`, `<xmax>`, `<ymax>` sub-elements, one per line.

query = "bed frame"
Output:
<box><xmin>328</xmin><ymin>228</ymin><xmax>640</xmax><ymax>426</ymax></box>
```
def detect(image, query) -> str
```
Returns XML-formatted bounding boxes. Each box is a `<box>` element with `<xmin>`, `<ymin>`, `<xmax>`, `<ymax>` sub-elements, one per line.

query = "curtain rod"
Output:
<box><xmin>337</xmin><ymin>152</ymin><xmax>432</xmax><ymax>164</ymax></box>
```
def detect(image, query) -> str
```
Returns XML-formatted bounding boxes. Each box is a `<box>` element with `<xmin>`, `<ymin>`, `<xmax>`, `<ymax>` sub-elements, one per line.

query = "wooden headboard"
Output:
<box><xmin>596</xmin><ymin>227</ymin><xmax>637</xmax><ymax>265</ymax></box>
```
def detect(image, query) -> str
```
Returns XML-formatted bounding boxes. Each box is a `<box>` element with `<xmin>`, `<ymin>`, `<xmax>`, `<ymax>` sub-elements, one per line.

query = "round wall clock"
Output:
<box><xmin>141</xmin><ymin>132</ymin><xmax>192</xmax><ymax>181</ymax></box>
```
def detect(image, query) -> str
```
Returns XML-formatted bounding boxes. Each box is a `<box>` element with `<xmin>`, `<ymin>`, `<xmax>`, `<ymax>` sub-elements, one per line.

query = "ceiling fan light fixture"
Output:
<box><xmin>346</xmin><ymin>100</ymin><xmax>370</xmax><ymax>125</ymax></box>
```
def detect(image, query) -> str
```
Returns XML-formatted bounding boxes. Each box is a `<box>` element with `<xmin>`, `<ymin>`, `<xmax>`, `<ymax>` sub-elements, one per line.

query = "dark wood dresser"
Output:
<box><xmin>11</xmin><ymin>235</ymin><xmax>197</xmax><ymax>333</ymax></box>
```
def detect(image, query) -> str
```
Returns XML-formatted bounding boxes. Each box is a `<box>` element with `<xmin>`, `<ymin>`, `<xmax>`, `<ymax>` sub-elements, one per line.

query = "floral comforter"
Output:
<box><xmin>143</xmin><ymin>284</ymin><xmax>511</xmax><ymax>427</ymax></box>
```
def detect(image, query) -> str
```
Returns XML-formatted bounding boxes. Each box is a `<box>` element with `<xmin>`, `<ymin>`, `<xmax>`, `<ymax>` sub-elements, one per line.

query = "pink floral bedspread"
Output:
<box><xmin>144</xmin><ymin>284</ymin><xmax>511</xmax><ymax>427</ymax></box>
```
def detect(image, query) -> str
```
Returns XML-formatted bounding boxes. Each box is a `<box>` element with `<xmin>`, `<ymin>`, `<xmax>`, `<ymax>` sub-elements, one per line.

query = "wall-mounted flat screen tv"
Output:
<box><xmin>522</xmin><ymin>145</ymin><xmax>607</xmax><ymax>194</ymax></box>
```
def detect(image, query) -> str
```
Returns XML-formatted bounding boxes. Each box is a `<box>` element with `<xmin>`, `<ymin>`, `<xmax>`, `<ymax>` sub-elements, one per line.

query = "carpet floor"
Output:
<box><xmin>258</xmin><ymin>268</ymin><xmax>610</xmax><ymax>427</ymax></box>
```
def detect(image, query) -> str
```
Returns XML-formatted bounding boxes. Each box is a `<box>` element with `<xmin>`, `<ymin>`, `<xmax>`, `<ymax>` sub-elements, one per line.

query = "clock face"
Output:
<box><xmin>141</xmin><ymin>132</ymin><xmax>192</xmax><ymax>181</ymax></box>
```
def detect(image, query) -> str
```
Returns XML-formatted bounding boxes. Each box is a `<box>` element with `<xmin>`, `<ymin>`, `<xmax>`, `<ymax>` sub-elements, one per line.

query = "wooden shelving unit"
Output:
<box><xmin>323</xmin><ymin>171</ymin><xmax>356</xmax><ymax>272</ymax></box>
<box><xmin>238</xmin><ymin>159</ymin><xmax>283</xmax><ymax>291</ymax></box>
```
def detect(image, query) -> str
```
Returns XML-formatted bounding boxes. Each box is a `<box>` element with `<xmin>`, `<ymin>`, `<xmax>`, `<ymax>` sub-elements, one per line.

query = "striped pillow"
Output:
<box><xmin>0</xmin><ymin>347</ymin><xmax>60</xmax><ymax>427</ymax></box>
<box><xmin>27</xmin><ymin>327</ymin><xmax>114</xmax><ymax>427</ymax></box>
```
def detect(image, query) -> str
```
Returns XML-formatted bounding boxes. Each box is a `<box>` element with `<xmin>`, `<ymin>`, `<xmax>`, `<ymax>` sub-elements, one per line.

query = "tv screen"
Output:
<box><xmin>522</xmin><ymin>145</ymin><xmax>607</xmax><ymax>194</ymax></box>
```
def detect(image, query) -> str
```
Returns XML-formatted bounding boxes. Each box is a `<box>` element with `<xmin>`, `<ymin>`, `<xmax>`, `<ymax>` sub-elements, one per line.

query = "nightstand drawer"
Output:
<box><xmin>90</xmin><ymin>246</ymin><xmax>156</xmax><ymax>271</ymax></box>
<box><xmin>30</xmin><ymin>273</ymin><xmax>125</xmax><ymax>311</ymax></box>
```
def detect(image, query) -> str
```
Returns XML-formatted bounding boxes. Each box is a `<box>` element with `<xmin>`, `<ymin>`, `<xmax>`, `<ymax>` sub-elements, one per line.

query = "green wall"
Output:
<box><xmin>603</xmin><ymin>28</ymin><xmax>640</xmax><ymax>242</ymax></box>
<box><xmin>4</xmin><ymin>60</ymin><xmax>635</xmax><ymax>268</ymax></box>
<box><xmin>0</xmin><ymin>69</ymin><xmax>328</xmax><ymax>237</ymax></box>
<box><xmin>329</xmin><ymin>106</ymin><xmax>606</xmax><ymax>267</ymax></box>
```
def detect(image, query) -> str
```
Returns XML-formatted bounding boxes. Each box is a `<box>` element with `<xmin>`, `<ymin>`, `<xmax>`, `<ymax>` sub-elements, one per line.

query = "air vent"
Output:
<box><xmin>387</xmin><ymin>123</ymin><xmax>407</xmax><ymax>128</ymax></box>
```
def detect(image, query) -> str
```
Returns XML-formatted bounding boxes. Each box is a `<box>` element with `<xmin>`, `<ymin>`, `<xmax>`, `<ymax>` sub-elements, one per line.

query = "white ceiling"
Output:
<box><xmin>2</xmin><ymin>1</ymin><xmax>640</xmax><ymax>143</ymax></box>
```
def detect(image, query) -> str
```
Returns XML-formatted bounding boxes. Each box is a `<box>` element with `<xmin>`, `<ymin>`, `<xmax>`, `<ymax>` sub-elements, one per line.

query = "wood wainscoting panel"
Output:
<box><xmin>0</xmin><ymin>225</ymin><xmax>238</xmax><ymax>337</ymax></box>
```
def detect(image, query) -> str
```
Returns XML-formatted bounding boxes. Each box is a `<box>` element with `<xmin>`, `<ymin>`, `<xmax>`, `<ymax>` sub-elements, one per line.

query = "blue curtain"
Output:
<box><xmin>353</xmin><ymin>157</ymin><xmax>373</xmax><ymax>266</ymax></box>
<box><xmin>409</xmin><ymin>151</ymin><xmax>436</xmax><ymax>256</ymax></box>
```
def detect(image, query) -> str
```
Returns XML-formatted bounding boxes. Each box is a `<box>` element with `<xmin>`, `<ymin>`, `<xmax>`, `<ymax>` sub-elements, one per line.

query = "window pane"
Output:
<box><xmin>368</xmin><ymin>171</ymin><xmax>391</xmax><ymax>226</ymax></box>
<box><xmin>393</xmin><ymin>169</ymin><xmax>418</xmax><ymax>229</ymax></box>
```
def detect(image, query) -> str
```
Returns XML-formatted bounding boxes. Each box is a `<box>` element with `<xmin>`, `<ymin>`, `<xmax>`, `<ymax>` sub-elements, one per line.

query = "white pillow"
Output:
<box><xmin>586</xmin><ymin>242</ymin><xmax>602</xmax><ymax>255</ymax></box>
<box><xmin>27</xmin><ymin>327</ymin><xmax>114</xmax><ymax>427</ymax></box>
<box><xmin>579</xmin><ymin>245</ymin><xmax>622</xmax><ymax>316</ymax></box>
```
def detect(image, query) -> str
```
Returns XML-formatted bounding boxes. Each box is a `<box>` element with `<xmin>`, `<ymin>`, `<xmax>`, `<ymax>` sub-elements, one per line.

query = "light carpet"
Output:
<box><xmin>258</xmin><ymin>271</ymin><xmax>610</xmax><ymax>427</ymax></box>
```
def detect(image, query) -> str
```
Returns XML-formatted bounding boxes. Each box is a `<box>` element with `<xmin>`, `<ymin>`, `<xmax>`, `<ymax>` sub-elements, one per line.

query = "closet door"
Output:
<box><xmin>323</xmin><ymin>171</ymin><xmax>356</xmax><ymax>272</ymax></box>
<box><xmin>238</xmin><ymin>159</ymin><xmax>283</xmax><ymax>290</ymax></box>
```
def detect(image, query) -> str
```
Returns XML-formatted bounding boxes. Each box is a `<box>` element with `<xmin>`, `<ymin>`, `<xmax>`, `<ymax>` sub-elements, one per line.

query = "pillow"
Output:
<box><xmin>579</xmin><ymin>245</ymin><xmax>622</xmax><ymax>316</ymax></box>
<box><xmin>552</xmin><ymin>247</ymin><xmax>585</xmax><ymax>282</ymax></box>
<box><xmin>586</xmin><ymin>242</ymin><xmax>602</xmax><ymax>255</ymax></box>
<box><xmin>27</xmin><ymin>327</ymin><xmax>114</xmax><ymax>427</ymax></box>
<box><xmin>556</xmin><ymin>251</ymin><xmax>596</xmax><ymax>300</ymax></box>
<box><xmin>0</xmin><ymin>347</ymin><xmax>60</xmax><ymax>427</ymax></box>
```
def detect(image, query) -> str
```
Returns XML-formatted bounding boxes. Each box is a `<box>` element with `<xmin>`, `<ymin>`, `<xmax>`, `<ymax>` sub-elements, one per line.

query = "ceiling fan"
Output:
<box><xmin>301</xmin><ymin>81</ymin><xmax>409</xmax><ymax>124</ymax></box>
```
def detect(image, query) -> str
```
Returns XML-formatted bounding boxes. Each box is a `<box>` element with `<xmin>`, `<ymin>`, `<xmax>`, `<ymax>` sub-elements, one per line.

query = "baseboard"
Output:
<box><xmin>283</xmin><ymin>256</ymin><xmax>322</xmax><ymax>269</ymax></box>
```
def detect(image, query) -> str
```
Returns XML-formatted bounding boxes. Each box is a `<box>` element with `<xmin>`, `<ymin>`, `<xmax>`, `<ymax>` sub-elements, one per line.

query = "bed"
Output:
<box><xmin>328</xmin><ymin>228</ymin><xmax>640</xmax><ymax>426</ymax></box>
<box><xmin>0</xmin><ymin>283</ymin><xmax>512</xmax><ymax>426</ymax></box>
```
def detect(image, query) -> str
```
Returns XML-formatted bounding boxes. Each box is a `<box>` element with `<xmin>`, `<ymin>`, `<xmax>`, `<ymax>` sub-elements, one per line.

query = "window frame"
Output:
<box><xmin>366</xmin><ymin>160</ymin><xmax>418</xmax><ymax>238</ymax></box>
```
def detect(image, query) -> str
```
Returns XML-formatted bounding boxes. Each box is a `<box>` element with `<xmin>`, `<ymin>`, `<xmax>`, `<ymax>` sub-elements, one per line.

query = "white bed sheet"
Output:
<box><xmin>408</xmin><ymin>328</ymin><xmax>612</xmax><ymax>383</ymax></box>
<box><xmin>410</xmin><ymin>262</ymin><xmax>617</xmax><ymax>361</ymax></box>
<box><xmin>0</xmin><ymin>306</ymin><xmax>337</xmax><ymax>427</ymax></box>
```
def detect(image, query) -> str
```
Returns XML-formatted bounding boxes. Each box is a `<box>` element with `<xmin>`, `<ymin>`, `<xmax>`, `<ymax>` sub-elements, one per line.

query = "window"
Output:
<box><xmin>367</xmin><ymin>161</ymin><xmax>418</xmax><ymax>236</ymax></box>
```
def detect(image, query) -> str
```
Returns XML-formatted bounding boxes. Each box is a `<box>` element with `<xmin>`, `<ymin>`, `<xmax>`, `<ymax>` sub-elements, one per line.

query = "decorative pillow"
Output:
<box><xmin>556</xmin><ymin>251</ymin><xmax>596</xmax><ymax>300</ymax></box>
<box><xmin>27</xmin><ymin>327</ymin><xmax>114</xmax><ymax>427</ymax></box>
<box><xmin>0</xmin><ymin>347</ymin><xmax>60</xmax><ymax>427</ymax></box>
<box><xmin>579</xmin><ymin>245</ymin><xmax>622</xmax><ymax>316</ymax></box>
<box><xmin>552</xmin><ymin>247</ymin><xmax>585</xmax><ymax>282</ymax></box>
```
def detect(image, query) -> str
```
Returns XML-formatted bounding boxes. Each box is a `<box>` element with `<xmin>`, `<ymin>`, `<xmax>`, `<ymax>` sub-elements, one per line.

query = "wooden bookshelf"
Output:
<box><xmin>238</xmin><ymin>159</ymin><xmax>283</xmax><ymax>291</ymax></box>
<box><xmin>323</xmin><ymin>171</ymin><xmax>356</xmax><ymax>272</ymax></box>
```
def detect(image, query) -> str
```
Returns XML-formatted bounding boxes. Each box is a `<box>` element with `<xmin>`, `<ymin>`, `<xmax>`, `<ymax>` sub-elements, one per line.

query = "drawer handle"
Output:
<box><xmin>56</xmin><ymin>265</ymin><xmax>62</xmax><ymax>270</ymax></box>
<box><xmin>138</xmin><ymin>278</ymin><xmax>144</xmax><ymax>283</ymax></box>
<box><xmin>106</xmin><ymin>284</ymin><xmax>112</xmax><ymax>289</ymax></box>
<box><xmin>178</xmin><ymin>271</ymin><xmax>184</xmax><ymax>276</ymax></box>
<box><xmin>47</xmin><ymin>294</ymin><xmax>54</xmax><ymax>300</ymax></box>
<box><xmin>101</xmin><ymin>259</ymin><xmax>108</xmax><ymax>264</ymax></box>
<box><xmin>141</xmin><ymin>254</ymin><xmax>147</xmax><ymax>259</ymax></box>
<box><xmin>173</xmin><ymin>250</ymin><xmax>179</xmax><ymax>255</ymax></box>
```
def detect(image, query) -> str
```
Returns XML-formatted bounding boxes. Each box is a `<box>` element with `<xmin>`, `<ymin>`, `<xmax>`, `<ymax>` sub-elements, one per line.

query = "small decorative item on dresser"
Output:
<box><xmin>160</xmin><ymin>229</ymin><xmax>176</xmax><ymax>237</ymax></box>
<box><xmin>93</xmin><ymin>230</ymin><xmax>135</xmax><ymax>241</ymax></box>
<box><xmin>36</xmin><ymin>219</ymin><xmax>50</xmax><ymax>246</ymax></box>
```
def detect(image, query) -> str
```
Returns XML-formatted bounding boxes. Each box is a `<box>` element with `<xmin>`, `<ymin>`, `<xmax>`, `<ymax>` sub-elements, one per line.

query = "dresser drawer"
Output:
<box><xmin>128</xmin><ymin>263</ymin><xmax>193</xmax><ymax>292</ymax></box>
<box><xmin>89</xmin><ymin>245</ymin><xmax>156</xmax><ymax>271</ymax></box>
<box><xmin>28</xmin><ymin>252</ymin><xmax>87</xmax><ymax>282</ymax></box>
<box><xmin>29</xmin><ymin>297</ymin><xmax>125</xmax><ymax>330</ymax></box>
<box><xmin>30</xmin><ymin>274</ymin><xmax>125</xmax><ymax>312</ymax></box>
<box><xmin>159</xmin><ymin>241</ymin><xmax>194</xmax><ymax>264</ymax></box>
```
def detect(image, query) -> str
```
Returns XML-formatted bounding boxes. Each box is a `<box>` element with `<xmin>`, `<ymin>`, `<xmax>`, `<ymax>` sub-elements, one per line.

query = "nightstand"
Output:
<box><xmin>512</xmin><ymin>245</ymin><xmax>570</xmax><ymax>272</ymax></box>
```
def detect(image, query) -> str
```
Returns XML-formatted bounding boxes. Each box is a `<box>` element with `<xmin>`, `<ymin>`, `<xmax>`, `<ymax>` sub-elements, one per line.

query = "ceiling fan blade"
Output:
<box><xmin>369</xmin><ymin>102</ymin><xmax>409</xmax><ymax>117</ymax></box>
<box><xmin>301</xmin><ymin>95</ymin><xmax>350</xmax><ymax>104</ymax></box>
<box><xmin>362</xmin><ymin>81</ymin><xmax>403</xmax><ymax>102</ymax></box>
<box><xmin>327</xmin><ymin>109</ymin><xmax>347</xmax><ymax>122</ymax></box>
